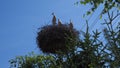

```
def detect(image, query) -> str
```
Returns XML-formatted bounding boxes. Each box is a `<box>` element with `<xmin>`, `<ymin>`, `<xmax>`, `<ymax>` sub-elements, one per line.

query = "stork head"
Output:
<box><xmin>52</xmin><ymin>12</ymin><xmax>54</xmax><ymax>16</ymax></box>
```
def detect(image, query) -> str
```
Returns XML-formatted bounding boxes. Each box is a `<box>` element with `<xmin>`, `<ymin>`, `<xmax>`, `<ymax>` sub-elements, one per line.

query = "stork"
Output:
<box><xmin>69</xmin><ymin>20</ymin><xmax>73</xmax><ymax>29</ymax></box>
<box><xmin>52</xmin><ymin>13</ymin><xmax>56</xmax><ymax>25</ymax></box>
<box><xmin>58</xmin><ymin>19</ymin><xmax>62</xmax><ymax>26</ymax></box>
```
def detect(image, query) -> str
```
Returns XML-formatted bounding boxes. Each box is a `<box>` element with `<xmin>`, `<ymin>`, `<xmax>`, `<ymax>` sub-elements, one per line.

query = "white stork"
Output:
<box><xmin>52</xmin><ymin>13</ymin><xmax>56</xmax><ymax>25</ymax></box>
<box><xmin>69</xmin><ymin>20</ymin><xmax>73</xmax><ymax>29</ymax></box>
<box><xmin>58</xmin><ymin>19</ymin><xmax>62</xmax><ymax>26</ymax></box>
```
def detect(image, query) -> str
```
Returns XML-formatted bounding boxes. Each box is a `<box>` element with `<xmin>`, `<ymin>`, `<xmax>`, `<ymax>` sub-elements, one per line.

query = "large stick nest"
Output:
<box><xmin>36</xmin><ymin>14</ymin><xmax>79</xmax><ymax>54</ymax></box>
<box><xmin>36</xmin><ymin>24</ymin><xmax>79</xmax><ymax>54</ymax></box>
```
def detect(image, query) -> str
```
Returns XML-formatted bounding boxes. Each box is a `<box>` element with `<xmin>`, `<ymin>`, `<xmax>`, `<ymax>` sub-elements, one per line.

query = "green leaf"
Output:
<box><xmin>100</xmin><ymin>14</ymin><xmax>102</xmax><ymax>19</ymax></box>
<box><xmin>87</xmin><ymin>11</ymin><xmax>91</xmax><ymax>15</ymax></box>
<box><xmin>80</xmin><ymin>1</ymin><xmax>87</xmax><ymax>5</ymax></box>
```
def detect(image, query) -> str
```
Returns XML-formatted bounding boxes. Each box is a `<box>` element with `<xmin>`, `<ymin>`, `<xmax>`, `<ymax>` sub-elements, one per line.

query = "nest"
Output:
<box><xmin>36</xmin><ymin>23</ymin><xmax>79</xmax><ymax>54</ymax></box>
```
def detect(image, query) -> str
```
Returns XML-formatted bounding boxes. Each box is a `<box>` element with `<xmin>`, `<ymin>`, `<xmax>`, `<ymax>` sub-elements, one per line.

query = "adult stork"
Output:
<box><xmin>52</xmin><ymin>13</ymin><xmax>56</xmax><ymax>25</ymax></box>
<box><xmin>58</xmin><ymin>19</ymin><xmax>62</xmax><ymax>26</ymax></box>
<box><xmin>69</xmin><ymin>20</ymin><xmax>73</xmax><ymax>29</ymax></box>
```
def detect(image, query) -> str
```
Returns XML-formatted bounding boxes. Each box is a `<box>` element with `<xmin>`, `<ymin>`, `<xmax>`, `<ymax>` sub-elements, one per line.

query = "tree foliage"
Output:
<box><xmin>9</xmin><ymin>12</ymin><xmax>120</xmax><ymax>67</ymax></box>
<box><xmin>76</xmin><ymin>0</ymin><xmax>120</xmax><ymax>15</ymax></box>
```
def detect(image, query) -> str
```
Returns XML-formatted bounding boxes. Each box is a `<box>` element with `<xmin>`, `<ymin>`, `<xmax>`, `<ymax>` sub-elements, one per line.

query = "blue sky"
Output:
<box><xmin>0</xmin><ymin>0</ymin><xmax>103</xmax><ymax>68</ymax></box>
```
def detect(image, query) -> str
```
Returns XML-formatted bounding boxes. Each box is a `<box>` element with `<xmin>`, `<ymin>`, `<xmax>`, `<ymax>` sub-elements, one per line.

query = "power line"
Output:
<box><xmin>80</xmin><ymin>11</ymin><xmax>94</xmax><ymax>30</ymax></box>
<box><xmin>89</xmin><ymin>12</ymin><xmax>102</xmax><ymax>32</ymax></box>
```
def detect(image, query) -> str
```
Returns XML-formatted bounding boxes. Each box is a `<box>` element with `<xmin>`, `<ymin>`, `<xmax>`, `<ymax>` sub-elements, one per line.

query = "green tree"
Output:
<box><xmin>76</xmin><ymin>0</ymin><xmax>120</xmax><ymax>15</ymax></box>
